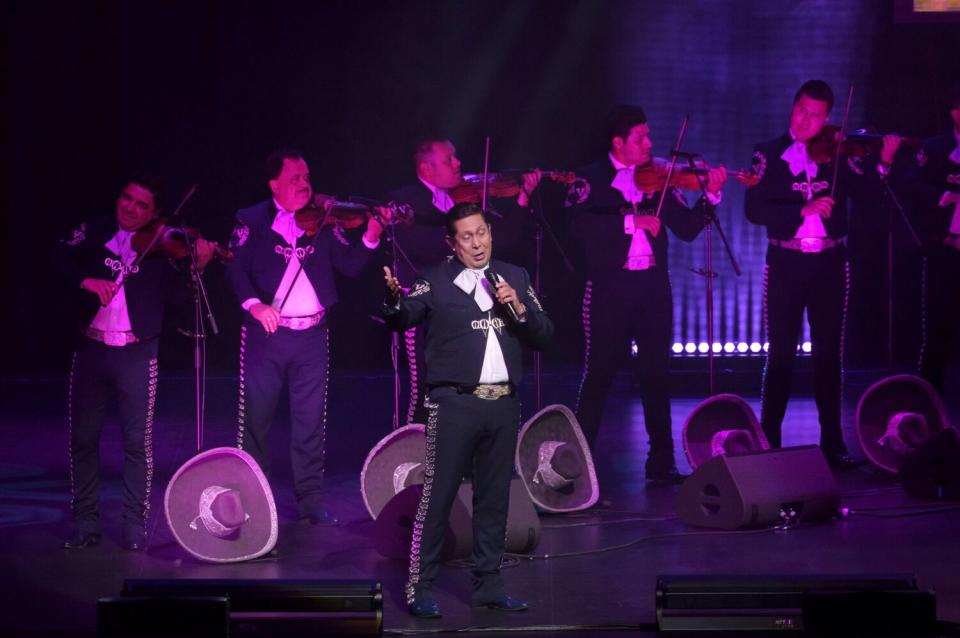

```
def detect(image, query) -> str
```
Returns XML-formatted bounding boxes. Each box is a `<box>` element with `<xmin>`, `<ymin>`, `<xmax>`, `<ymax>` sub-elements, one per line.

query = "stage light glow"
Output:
<box><xmin>685</xmin><ymin>343</ymin><xmax>697</xmax><ymax>354</ymax></box>
<box><xmin>723</xmin><ymin>342</ymin><xmax>735</xmax><ymax>353</ymax></box>
<box><xmin>672</xmin><ymin>342</ymin><xmax>684</xmax><ymax>354</ymax></box>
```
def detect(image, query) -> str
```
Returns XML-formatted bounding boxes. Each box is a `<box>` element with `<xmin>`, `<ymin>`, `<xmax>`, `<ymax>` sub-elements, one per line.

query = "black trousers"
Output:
<box><xmin>920</xmin><ymin>245</ymin><xmax>960</xmax><ymax>394</ymax></box>
<box><xmin>575</xmin><ymin>269</ymin><xmax>675</xmax><ymax>473</ymax></box>
<box><xmin>237</xmin><ymin>321</ymin><xmax>329</xmax><ymax>518</ymax></box>
<box><xmin>405</xmin><ymin>386</ymin><xmax>520</xmax><ymax>605</ymax></box>
<box><xmin>68</xmin><ymin>337</ymin><xmax>159</xmax><ymax>535</ymax></box>
<box><xmin>761</xmin><ymin>245</ymin><xmax>848</xmax><ymax>456</ymax></box>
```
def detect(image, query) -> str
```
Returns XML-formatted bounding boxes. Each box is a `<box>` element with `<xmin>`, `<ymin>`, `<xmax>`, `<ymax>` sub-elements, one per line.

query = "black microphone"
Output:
<box><xmin>484</xmin><ymin>268</ymin><xmax>520</xmax><ymax>321</ymax></box>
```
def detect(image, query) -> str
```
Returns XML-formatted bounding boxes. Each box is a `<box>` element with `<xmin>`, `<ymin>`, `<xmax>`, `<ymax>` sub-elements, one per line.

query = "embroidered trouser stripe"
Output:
<box><xmin>403</xmin><ymin>326</ymin><xmax>428</xmax><ymax>425</ymax></box>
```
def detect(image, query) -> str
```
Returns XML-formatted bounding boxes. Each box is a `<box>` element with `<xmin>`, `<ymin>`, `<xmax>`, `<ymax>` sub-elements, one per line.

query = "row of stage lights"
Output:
<box><xmin>630</xmin><ymin>342</ymin><xmax>814</xmax><ymax>356</ymax></box>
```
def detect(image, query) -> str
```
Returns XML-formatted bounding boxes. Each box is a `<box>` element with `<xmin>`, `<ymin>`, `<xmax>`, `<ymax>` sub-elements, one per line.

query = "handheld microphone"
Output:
<box><xmin>484</xmin><ymin>268</ymin><xmax>520</xmax><ymax>321</ymax></box>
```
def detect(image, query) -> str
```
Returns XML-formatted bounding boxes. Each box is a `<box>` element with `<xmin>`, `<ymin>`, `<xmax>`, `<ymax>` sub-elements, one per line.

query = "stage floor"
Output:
<box><xmin>1</xmin><ymin>369</ymin><xmax>959</xmax><ymax>636</ymax></box>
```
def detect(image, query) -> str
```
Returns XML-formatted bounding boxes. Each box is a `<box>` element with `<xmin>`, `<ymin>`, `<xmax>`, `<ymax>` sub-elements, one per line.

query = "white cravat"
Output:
<box><xmin>783</xmin><ymin>138</ymin><xmax>828</xmax><ymax>239</ymax></box>
<box><xmin>609</xmin><ymin>154</ymin><xmax>655</xmax><ymax>267</ymax></box>
<box><xmin>419</xmin><ymin>177</ymin><xmax>454</xmax><ymax>213</ymax></box>
<box><xmin>453</xmin><ymin>266</ymin><xmax>509</xmax><ymax>383</ymax></box>
<box><xmin>89</xmin><ymin>230</ymin><xmax>135</xmax><ymax>332</ymax></box>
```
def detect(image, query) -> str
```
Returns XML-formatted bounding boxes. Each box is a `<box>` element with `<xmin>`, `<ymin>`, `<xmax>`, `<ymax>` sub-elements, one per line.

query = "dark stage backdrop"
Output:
<box><xmin>3</xmin><ymin>0</ymin><xmax>958</xmax><ymax>375</ymax></box>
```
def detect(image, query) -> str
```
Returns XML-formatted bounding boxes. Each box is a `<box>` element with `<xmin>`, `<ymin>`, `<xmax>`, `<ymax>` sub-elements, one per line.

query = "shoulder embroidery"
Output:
<box><xmin>526</xmin><ymin>285</ymin><xmax>543</xmax><ymax>312</ymax></box>
<box><xmin>916</xmin><ymin>148</ymin><xmax>928</xmax><ymax>168</ymax></box>
<box><xmin>564</xmin><ymin>178</ymin><xmax>591</xmax><ymax>207</ymax></box>
<box><xmin>751</xmin><ymin>150</ymin><xmax>767</xmax><ymax>182</ymax></box>
<box><xmin>229</xmin><ymin>223</ymin><xmax>250</xmax><ymax>248</ymax></box>
<box><xmin>408</xmin><ymin>280</ymin><xmax>431</xmax><ymax>297</ymax></box>
<box><xmin>64</xmin><ymin>223</ymin><xmax>87</xmax><ymax>246</ymax></box>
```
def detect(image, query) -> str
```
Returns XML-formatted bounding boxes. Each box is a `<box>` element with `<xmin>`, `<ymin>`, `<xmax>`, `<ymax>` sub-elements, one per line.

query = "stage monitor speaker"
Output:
<box><xmin>372</xmin><ymin>476</ymin><xmax>541</xmax><ymax>561</ymax></box>
<box><xmin>120</xmin><ymin>579</ymin><xmax>382</xmax><ymax>636</ymax></box>
<box><xmin>676</xmin><ymin>445</ymin><xmax>840</xmax><ymax>530</ymax></box>
<box><xmin>98</xmin><ymin>596</ymin><xmax>229</xmax><ymax>637</ymax></box>
<box><xmin>899</xmin><ymin>428</ymin><xmax>960</xmax><ymax>500</ymax></box>
<box><xmin>656</xmin><ymin>574</ymin><xmax>936</xmax><ymax>633</ymax></box>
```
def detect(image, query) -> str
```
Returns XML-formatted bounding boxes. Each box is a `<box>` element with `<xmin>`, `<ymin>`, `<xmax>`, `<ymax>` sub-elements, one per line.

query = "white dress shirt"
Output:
<box><xmin>781</xmin><ymin>137</ymin><xmax>828</xmax><ymax>239</ymax></box>
<box><xmin>453</xmin><ymin>266</ymin><xmax>509</xmax><ymax>383</ymax></box>
<box><xmin>89</xmin><ymin>229</ymin><xmax>135</xmax><ymax>332</ymax></box>
<box><xmin>944</xmin><ymin>129</ymin><xmax>960</xmax><ymax>235</ymax></box>
<box><xmin>419</xmin><ymin>177</ymin><xmax>454</xmax><ymax>213</ymax></box>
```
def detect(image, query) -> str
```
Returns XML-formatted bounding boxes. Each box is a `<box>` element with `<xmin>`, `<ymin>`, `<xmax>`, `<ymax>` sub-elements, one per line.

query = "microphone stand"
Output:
<box><xmin>878</xmin><ymin>172</ymin><xmax>920</xmax><ymax>370</ymax></box>
<box><xmin>174</xmin><ymin>217</ymin><xmax>219</xmax><ymax>453</ymax></box>
<box><xmin>528</xmin><ymin>188</ymin><xmax>574</xmax><ymax>410</ymax></box>
<box><xmin>683</xmin><ymin>152</ymin><xmax>741</xmax><ymax>395</ymax></box>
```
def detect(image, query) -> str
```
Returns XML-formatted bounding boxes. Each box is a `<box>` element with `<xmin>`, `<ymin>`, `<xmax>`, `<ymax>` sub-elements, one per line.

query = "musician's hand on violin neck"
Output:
<box><xmin>193</xmin><ymin>238</ymin><xmax>217</xmax><ymax>270</ymax></box>
<box><xmin>802</xmin><ymin>196</ymin><xmax>835</xmax><ymax>219</ymax></box>
<box><xmin>249</xmin><ymin>302</ymin><xmax>281</xmax><ymax>334</ymax></box>
<box><xmin>880</xmin><ymin>134</ymin><xmax>902</xmax><ymax>166</ymax></box>
<box><xmin>634</xmin><ymin>214</ymin><xmax>662</xmax><ymax>237</ymax></box>
<box><xmin>383</xmin><ymin>267</ymin><xmax>401</xmax><ymax>303</ymax></box>
<box><xmin>82</xmin><ymin>278</ymin><xmax>118</xmax><ymax>306</ymax></box>
<box><xmin>517</xmin><ymin>169</ymin><xmax>542</xmax><ymax>207</ymax></box>
<box><xmin>705</xmin><ymin>165</ymin><xmax>728</xmax><ymax>194</ymax></box>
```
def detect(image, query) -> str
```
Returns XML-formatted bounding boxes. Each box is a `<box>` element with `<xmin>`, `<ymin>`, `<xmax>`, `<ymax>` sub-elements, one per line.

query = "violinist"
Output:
<box><xmin>53</xmin><ymin>174</ymin><xmax>215</xmax><ymax>550</ymax></box>
<box><xmin>384</xmin><ymin>138</ymin><xmax>540</xmax><ymax>425</ymax></box>
<box><xmin>225</xmin><ymin>148</ymin><xmax>384</xmax><ymax>526</ymax></box>
<box><xmin>565</xmin><ymin>104</ymin><xmax>727</xmax><ymax>486</ymax></box>
<box><xmin>908</xmin><ymin>87</ymin><xmax>960</xmax><ymax>394</ymax></box>
<box><xmin>744</xmin><ymin>80</ymin><xmax>902</xmax><ymax>469</ymax></box>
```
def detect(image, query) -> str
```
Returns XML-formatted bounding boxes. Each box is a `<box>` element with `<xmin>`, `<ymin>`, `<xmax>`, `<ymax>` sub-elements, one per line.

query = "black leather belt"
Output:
<box><xmin>432</xmin><ymin>383</ymin><xmax>515</xmax><ymax>400</ymax></box>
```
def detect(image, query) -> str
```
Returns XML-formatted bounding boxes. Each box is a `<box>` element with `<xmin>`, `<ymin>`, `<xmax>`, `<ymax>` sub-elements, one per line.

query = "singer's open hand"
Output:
<box><xmin>383</xmin><ymin>266</ymin><xmax>402</xmax><ymax>303</ymax></box>
<box><xmin>493</xmin><ymin>280</ymin><xmax>525</xmax><ymax>318</ymax></box>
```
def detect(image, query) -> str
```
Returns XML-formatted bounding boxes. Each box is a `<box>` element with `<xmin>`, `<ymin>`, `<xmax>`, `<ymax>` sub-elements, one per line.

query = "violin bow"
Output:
<box><xmin>113</xmin><ymin>183</ymin><xmax>199</xmax><ymax>296</ymax></box>
<box><xmin>829</xmin><ymin>84</ymin><xmax>854</xmax><ymax>200</ymax></box>
<box><xmin>481</xmin><ymin>135</ymin><xmax>491</xmax><ymax>212</ymax></box>
<box><xmin>653</xmin><ymin>115</ymin><xmax>689</xmax><ymax>219</ymax></box>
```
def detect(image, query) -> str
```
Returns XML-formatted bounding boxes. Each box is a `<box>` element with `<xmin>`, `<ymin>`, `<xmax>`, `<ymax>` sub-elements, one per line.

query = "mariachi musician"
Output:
<box><xmin>745</xmin><ymin>80</ymin><xmax>902</xmax><ymax>468</ymax></box>
<box><xmin>54</xmin><ymin>174</ymin><xmax>215</xmax><ymax>550</ymax></box>
<box><xmin>383</xmin><ymin>138</ymin><xmax>541</xmax><ymax>425</ymax></box>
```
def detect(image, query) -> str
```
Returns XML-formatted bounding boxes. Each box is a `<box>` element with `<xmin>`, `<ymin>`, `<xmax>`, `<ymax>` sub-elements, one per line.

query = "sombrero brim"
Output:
<box><xmin>360</xmin><ymin>424</ymin><xmax>426</xmax><ymax>520</ymax></box>
<box><xmin>682</xmin><ymin>394</ymin><xmax>768</xmax><ymax>469</ymax></box>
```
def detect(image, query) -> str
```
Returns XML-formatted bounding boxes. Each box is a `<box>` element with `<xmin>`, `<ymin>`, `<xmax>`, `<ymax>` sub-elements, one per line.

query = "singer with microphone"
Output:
<box><xmin>382</xmin><ymin>202</ymin><xmax>553</xmax><ymax>618</ymax></box>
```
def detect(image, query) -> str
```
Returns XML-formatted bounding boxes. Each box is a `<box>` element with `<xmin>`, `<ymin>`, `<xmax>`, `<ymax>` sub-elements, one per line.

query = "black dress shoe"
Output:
<box><xmin>475</xmin><ymin>594</ymin><xmax>529</xmax><ymax>611</ymax></box>
<box><xmin>825</xmin><ymin>453</ymin><xmax>863</xmax><ymax>470</ymax></box>
<box><xmin>645</xmin><ymin>468</ymin><xmax>688</xmax><ymax>486</ymax></box>
<box><xmin>299</xmin><ymin>509</ymin><xmax>339</xmax><ymax>526</ymax></box>
<box><xmin>407</xmin><ymin>598</ymin><xmax>442</xmax><ymax>618</ymax></box>
<box><xmin>63</xmin><ymin>530</ymin><xmax>100</xmax><ymax>549</ymax></box>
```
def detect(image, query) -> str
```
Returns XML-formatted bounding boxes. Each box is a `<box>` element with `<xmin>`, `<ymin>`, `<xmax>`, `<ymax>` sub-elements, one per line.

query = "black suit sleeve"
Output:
<box><xmin>52</xmin><ymin>222</ymin><xmax>90</xmax><ymax>289</ymax></box>
<box><xmin>225</xmin><ymin>215</ymin><xmax>260</xmax><ymax>305</ymax></box>
<box><xmin>329</xmin><ymin>226</ymin><xmax>376</xmax><ymax>278</ymax></box>
<box><xmin>383</xmin><ymin>277</ymin><xmax>433</xmax><ymax>331</ymax></box>
<box><xmin>660</xmin><ymin>186</ymin><xmax>709</xmax><ymax>242</ymax></box>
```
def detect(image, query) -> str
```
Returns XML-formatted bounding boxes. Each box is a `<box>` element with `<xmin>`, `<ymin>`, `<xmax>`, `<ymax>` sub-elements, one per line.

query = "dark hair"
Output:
<box><xmin>794</xmin><ymin>80</ymin><xmax>834</xmax><ymax>113</ymax></box>
<box><xmin>264</xmin><ymin>148</ymin><xmax>305</xmax><ymax>181</ymax></box>
<box><xmin>605</xmin><ymin>104</ymin><xmax>647</xmax><ymax>146</ymax></box>
<box><xmin>413</xmin><ymin>138</ymin><xmax>451</xmax><ymax>168</ymax></box>
<box><xmin>126</xmin><ymin>172</ymin><xmax>166</xmax><ymax>212</ymax></box>
<box><xmin>445</xmin><ymin>203</ymin><xmax>487</xmax><ymax>237</ymax></box>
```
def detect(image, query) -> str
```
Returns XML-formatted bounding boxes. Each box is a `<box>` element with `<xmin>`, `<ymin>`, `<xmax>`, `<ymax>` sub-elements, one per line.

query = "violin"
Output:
<box><xmin>449</xmin><ymin>170</ymin><xmax>577</xmax><ymax>204</ymax></box>
<box><xmin>295</xmin><ymin>194</ymin><xmax>415</xmax><ymax>236</ymax></box>
<box><xmin>806</xmin><ymin>125</ymin><xmax>921</xmax><ymax>164</ymax></box>
<box><xmin>132</xmin><ymin>217</ymin><xmax>232</xmax><ymax>261</ymax></box>
<box><xmin>634</xmin><ymin>157</ymin><xmax>759</xmax><ymax>192</ymax></box>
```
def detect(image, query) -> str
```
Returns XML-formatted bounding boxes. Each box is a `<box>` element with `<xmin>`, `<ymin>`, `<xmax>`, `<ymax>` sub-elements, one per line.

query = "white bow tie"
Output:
<box><xmin>611</xmin><ymin>167</ymin><xmax>643</xmax><ymax>204</ymax></box>
<box><xmin>454</xmin><ymin>268</ymin><xmax>493</xmax><ymax>311</ymax></box>
<box><xmin>781</xmin><ymin>141</ymin><xmax>818</xmax><ymax>178</ymax></box>
<box><xmin>432</xmin><ymin>188</ymin><xmax>454</xmax><ymax>213</ymax></box>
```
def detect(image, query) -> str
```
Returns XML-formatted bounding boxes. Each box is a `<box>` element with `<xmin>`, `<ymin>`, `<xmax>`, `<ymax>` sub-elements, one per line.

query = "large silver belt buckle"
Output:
<box><xmin>472</xmin><ymin>384</ymin><xmax>510</xmax><ymax>400</ymax></box>
<box><xmin>103</xmin><ymin>331</ymin><xmax>129</xmax><ymax>347</ymax></box>
<box><xmin>800</xmin><ymin>237</ymin><xmax>824</xmax><ymax>253</ymax></box>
